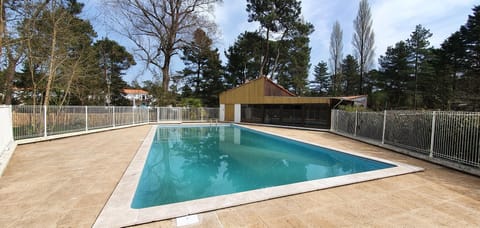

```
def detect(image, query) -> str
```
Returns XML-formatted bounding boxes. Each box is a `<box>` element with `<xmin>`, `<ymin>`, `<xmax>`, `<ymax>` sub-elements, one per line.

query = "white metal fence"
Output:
<box><xmin>331</xmin><ymin>109</ymin><xmax>480</xmax><ymax>170</ymax></box>
<box><xmin>0</xmin><ymin>105</ymin><xmax>14</xmax><ymax>152</ymax></box>
<box><xmin>12</xmin><ymin>106</ymin><xmax>219</xmax><ymax>140</ymax></box>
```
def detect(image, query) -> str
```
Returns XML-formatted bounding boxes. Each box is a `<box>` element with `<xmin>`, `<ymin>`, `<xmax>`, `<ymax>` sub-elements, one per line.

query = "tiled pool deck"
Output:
<box><xmin>1</xmin><ymin>125</ymin><xmax>479</xmax><ymax>227</ymax></box>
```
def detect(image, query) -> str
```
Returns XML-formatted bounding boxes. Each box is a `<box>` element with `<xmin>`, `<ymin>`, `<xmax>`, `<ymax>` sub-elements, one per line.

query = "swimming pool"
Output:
<box><xmin>131</xmin><ymin>124</ymin><xmax>394</xmax><ymax>208</ymax></box>
<box><xmin>94</xmin><ymin>124</ymin><xmax>423</xmax><ymax>227</ymax></box>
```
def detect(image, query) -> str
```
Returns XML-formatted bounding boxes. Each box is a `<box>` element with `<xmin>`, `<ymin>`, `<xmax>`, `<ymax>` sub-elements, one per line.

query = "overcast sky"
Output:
<box><xmin>81</xmin><ymin>0</ymin><xmax>478</xmax><ymax>83</ymax></box>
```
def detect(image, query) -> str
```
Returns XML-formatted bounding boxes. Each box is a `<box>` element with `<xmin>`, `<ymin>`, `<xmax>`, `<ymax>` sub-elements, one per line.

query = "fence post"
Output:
<box><xmin>382</xmin><ymin>110</ymin><xmax>387</xmax><ymax>144</ymax></box>
<box><xmin>112</xmin><ymin>106</ymin><xmax>116</xmax><ymax>127</ymax></box>
<box><xmin>330</xmin><ymin>109</ymin><xmax>335</xmax><ymax>131</ymax></box>
<box><xmin>429</xmin><ymin>111</ymin><xmax>436</xmax><ymax>157</ymax></box>
<box><xmin>201</xmin><ymin>109</ymin><xmax>203</xmax><ymax>122</ymax></box>
<box><xmin>147</xmin><ymin>107</ymin><xmax>150</xmax><ymax>123</ymax></box>
<box><xmin>85</xmin><ymin>106</ymin><xmax>88</xmax><ymax>131</ymax></box>
<box><xmin>132</xmin><ymin>107</ymin><xmax>135</xmax><ymax>125</ymax></box>
<box><xmin>157</xmin><ymin>107</ymin><xmax>159</xmax><ymax>122</ymax></box>
<box><xmin>179</xmin><ymin>107</ymin><xmax>182</xmax><ymax>122</ymax></box>
<box><xmin>354</xmin><ymin>110</ymin><xmax>358</xmax><ymax>136</ymax></box>
<box><xmin>43</xmin><ymin>105</ymin><xmax>47</xmax><ymax>137</ymax></box>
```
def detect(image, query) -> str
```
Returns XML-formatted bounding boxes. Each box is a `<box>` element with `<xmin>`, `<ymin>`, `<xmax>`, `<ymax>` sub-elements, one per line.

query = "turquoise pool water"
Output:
<box><xmin>131</xmin><ymin>125</ymin><xmax>394</xmax><ymax>209</ymax></box>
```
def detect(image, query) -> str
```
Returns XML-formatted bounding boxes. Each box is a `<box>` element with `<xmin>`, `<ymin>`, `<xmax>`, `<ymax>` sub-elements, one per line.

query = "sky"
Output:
<box><xmin>80</xmin><ymin>0</ymin><xmax>478</xmax><ymax>84</ymax></box>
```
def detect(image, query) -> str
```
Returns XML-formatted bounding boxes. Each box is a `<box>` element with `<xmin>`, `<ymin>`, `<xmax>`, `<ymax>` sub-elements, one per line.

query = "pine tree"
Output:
<box><xmin>93</xmin><ymin>38</ymin><xmax>135</xmax><ymax>106</ymax></box>
<box><xmin>224</xmin><ymin>32</ymin><xmax>264</xmax><ymax>87</ymax></box>
<box><xmin>180</xmin><ymin>28</ymin><xmax>224</xmax><ymax>106</ymax></box>
<box><xmin>279</xmin><ymin>22</ymin><xmax>314</xmax><ymax>95</ymax></box>
<box><xmin>311</xmin><ymin>61</ymin><xmax>330</xmax><ymax>96</ymax></box>
<box><xmin>378</xmin><ymin>41</ymin><xmax>411</xmax><ymax>108</ymax></box>
<box><xmin>407</xmin><ymin>24</ymin><xmax>432</xmax><ymax>109</ymax></box>
<box><xmin>246</xmin><ymin>0</ymin><xmax>302</xmax><ymax>77</ymax></box>
<box><xmin>460</xmin><ymin>5</ymin><xmax>480</xmax><ymax>107</ymax></box>
<box><xmin>342</xmin><ymin>55</ymin><xmax>359</xmax><ymax>96</ymax></box>
<box><xmin>438</xmin><ymin>5</ymin><xmax>480</xmax><ymax>110</ymax></box>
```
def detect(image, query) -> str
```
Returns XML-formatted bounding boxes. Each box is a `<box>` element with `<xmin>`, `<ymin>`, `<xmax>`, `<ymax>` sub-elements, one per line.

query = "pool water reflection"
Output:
<box><xmin>131</xmin><ymin>125</ymin><xmax>394</xmax><ymax>209</ymax></box>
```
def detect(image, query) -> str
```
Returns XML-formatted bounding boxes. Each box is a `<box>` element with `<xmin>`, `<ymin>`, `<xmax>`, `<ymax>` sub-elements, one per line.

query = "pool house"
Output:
<box><xmin>219</xmin><ymin>76</ymin><xmax>366</xmax><ymax>129</ymax></box>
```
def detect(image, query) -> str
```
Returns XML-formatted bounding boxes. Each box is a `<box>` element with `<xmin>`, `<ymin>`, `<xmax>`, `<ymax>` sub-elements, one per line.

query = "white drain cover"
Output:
<box><xmin>176</xmin><ymin>215</ymin><xmax>199</xmax><ymax>226</ymax></box>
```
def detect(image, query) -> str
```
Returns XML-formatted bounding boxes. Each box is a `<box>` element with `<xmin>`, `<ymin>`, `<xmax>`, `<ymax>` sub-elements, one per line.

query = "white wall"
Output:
<box><xmin>0</xmin><ymin>105</ymin><xmax>13</xmax><ymax>151</ymax></box>
<box><xmin>0</xmin><ymin>105</ymin><xmax>15</xmax><ymax>176</ymax></box>
<box><xmin>234</xmin><ymin>104</ymin><xmax>241</xmax><ymax>123</ymax></box>
<box><xmin>219</xmin><ymin>104</ymin><xmax>225</xmax><ymax>121</ymax></box>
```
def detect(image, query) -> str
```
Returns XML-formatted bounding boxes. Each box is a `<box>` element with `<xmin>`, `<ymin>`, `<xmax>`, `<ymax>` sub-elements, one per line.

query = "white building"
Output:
<box><xmin>122</xmin><ymin>89</ymin><xmax>150</xmax><ymax>106</ymax></box>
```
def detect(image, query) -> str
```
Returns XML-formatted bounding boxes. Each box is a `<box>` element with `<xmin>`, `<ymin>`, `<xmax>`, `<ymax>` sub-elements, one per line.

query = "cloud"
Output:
<box><xmin>372</xmin><ymin>0</ymin><xmax>477</xmax><ymax>56</ymax></box>
<box><xmin>303</xmin><ymin>0</ymin><xmax>477</xmax><ymax>72</ymax></box>
<box><xmin>301</xmin><ymin>0</ymin><xmax>358</xmax><ymax>68</ymax></box>
<box><xmin>213</xmin><ymin>1</ymin><xmax>258</xmax><ymax>55</ymax></box>
<box><xmin>81</xmin><ymin>0</ymin><xmax>478</xmax><ymax>82</ymax></box>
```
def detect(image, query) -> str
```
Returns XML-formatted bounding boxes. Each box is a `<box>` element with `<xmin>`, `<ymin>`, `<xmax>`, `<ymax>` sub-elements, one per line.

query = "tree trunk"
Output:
<box><xmin>27</xmin><ymin>39</ymin><xmax>39</xmax><ymax>106</ymax></box>
<box><xmin>161</xmin><ymin>54</ymin><xmax>171</xmax><ymax>95</ymax></box>
<box><xmin>259</xmin><ymin>28</ymin><xmax>270</xmax><ymax>78</ymax></box>
<box><xmin>59</xmin><ymin>59</ymin><xmax>80</xmax><ymax>106</ymax></box>
<box><xmin>270</xmin><ymin>31</ymin><xmax>288</xmax><ymax>79</ymax></box>
<box><xmin>359</xmin><ymin>42</ymin><xmax>364</xmax><ymax>95</ymax></box>
<box><xmin>44</xmin><ymin>17</ymin><xmax>58</xmax><ymax>106</ymax></box>
<box><xmin>3</xmin><ymin>52</ymin><xmax>17</xmax><ymax>105</ymax></box>
<box><xmin>0</xmin><ymin>0</ymin><xmax>5</xmax><ymax>58</ymax></box>
<box><xmin>414</xmin><ymin>53</ymin><xmax>418</xmax><ymax>110</ymax></box>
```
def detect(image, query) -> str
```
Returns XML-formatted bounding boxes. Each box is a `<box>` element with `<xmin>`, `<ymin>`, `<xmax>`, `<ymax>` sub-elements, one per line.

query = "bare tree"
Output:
<box><xmin>1</xmin><ymin>0</ymin><xmax>50</xmax><ymax>105</ymax></box>
<box><xmin>0</xmin><ymin>0</ymin><xmax>6</xmax><ymax>57</ymax></box>
<box><xmin>352</xmin><ymin>0</ymin><xmax>374</xmax><ymax>95</ymax></box>
<box><xmin>106</xmin><ymin>0</ymin><xmax>219</xmax><ymax>100</ymax></box>
<box><xmin>42</xmin><ymin>1</ymin><xmax>80</xmax><ymax>106</ymax></box>
<box><xmin>329</xmin><ymin>20</ymin><xmax>343</xmax><ymax>96</ymax></box>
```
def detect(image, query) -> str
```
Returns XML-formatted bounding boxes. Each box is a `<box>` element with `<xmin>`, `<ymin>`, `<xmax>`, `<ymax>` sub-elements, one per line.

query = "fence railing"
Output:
<box><xmin>331</xmin><ymin>109</ymin><xmax>480</xmax><ymax>170</ymax></box>
<box><xmin>12</xmin><ymin>105</ymin><xmax>219</xmax><ymax>141</ymax></box>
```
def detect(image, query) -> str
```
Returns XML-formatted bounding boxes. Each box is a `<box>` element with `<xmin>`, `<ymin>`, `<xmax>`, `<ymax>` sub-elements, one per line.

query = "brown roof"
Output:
<box><xmin>263</xmin><ymin>76</ymin><xmax>296</xmax><ymax>97</ymax></box>
<box><xmin>220</xmin><ymin>76</ymin><xmax>295</xmax><ymax>97</ymax></box>
<box><xmin>338</xmin><ymin>95</ymin><xmax>368</xmax><ymax>100</ymax></box>
<box><xmin>122</xmin><ymin>89</ymin><xmax>148</xmax><ymax>95</ymax></box>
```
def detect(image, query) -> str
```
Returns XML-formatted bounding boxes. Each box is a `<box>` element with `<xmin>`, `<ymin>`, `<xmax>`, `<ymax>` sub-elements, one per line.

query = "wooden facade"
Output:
<box><xmin>219</xmin><ymin>77</ymin><xmax>331</xmax><ymax>105</ymax></box>
<box><xmin>219</xmin><ymin>77</ymin><xmax>335</xmax><ymax>125</ymax></box>
<box><xmin>218</xmin><ymin>76</ymin><xmax>363</xmax><ymax>128</ymax></box>
<box><xmin>224</xmin><ymin>104</ymin><xmax>234</xmax><ymax>121</ymax></box>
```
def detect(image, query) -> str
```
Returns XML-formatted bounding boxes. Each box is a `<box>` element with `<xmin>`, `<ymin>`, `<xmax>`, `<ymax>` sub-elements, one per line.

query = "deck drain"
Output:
<box><xmin>176</xmin><ymin>214</ymin><xmax>199</xmax><ymax>226</ymax></box>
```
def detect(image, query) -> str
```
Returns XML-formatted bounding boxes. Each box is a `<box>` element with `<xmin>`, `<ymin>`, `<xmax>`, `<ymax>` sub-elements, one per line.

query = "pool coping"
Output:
<box><xmin>93</xmin><ymin>124</ymin><xmax>424</xmax><ymax>227</ymax></box>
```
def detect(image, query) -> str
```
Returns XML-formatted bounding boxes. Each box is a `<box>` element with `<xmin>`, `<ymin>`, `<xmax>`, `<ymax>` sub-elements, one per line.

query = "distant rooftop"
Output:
<box><xmin>122</xmin><ymin>89</ymin><xmax>148</xmax><ymax>95</ymax></box>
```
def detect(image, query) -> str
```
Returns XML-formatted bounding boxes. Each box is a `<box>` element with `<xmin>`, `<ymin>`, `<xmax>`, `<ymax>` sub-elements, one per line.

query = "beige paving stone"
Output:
<box><xmin>133</xmin><ymin>220</ymin><xmax>175</xmax><ymax>228</ymax></box>
<box><xmin>217</xmin><ymin>207</ymin><xmax>249</xmax><ymax>227</ymax></box>
<box><xmin>414</xmin><ymin>207</ymin><xmax>463</xmax><ymax>227</ymax></box>
<box><xmin>434</xmin><ymin>201</ymin><xmax>480</xmax><ymax>226</ymax></box>
<box><xmin>248</xmin><ymin>200</ymin><xmax>291</xmax><ymax>221</ymax></box>
<box><xmin>272</xmin><ymin>193</ymin><xmax>319</xmax><ymax>213</ymax></box>
<box><xmin>412</xmin><ymin>184</ymin><xmax>463</xmax><ymax>201</ymax></box>
<box><xmin>378</xmin><ymin>212</ymin><xmax>435</xmax><ymax>228</ymax></box>
<box><xmin>261</xmin><ymin>214</ymin><xmax>308</xmax><ymax>228</ymax></box>
<box><xmin>230</xmin><ymin>204</ymin><xmax>265</xmax><ymax>226</ymax></box>
<box><xmin>0</xmin><ymin>125</ymin><xmax>151</xmax><ymax>228</ymax></box>
<box><xmin>296</xmin><ymin>206</ymin><xmax>357</xmax><ymax>227</ymax></box>
<box><xmin>243</xmin><ymin>220</ymin><xmax>268</xmax><ymax>228</ymax></box>
<box><xmin>197</xmin><ymin>212</ymin><xmax>224</xmax><ymax>228</ymax></box>
<box><xmin>295</xmin><ymin>209</ymin><xmax>338</xmax><ymax>227</ymax></box>
<box><xmin>1</xmin><ymin>124</ymin><xmax>480</xmax><ymax>227</ymax></box>
<box><xmin>56</xmin><ymin>207</ymin><xmax>101</xmax><ymax>228</ymax></box>
<box><xmin>378</xmin><ymin>189</ymin><xmax>440</xmax><ymax>211</ymax></box>
<box><xmin>304</xmin><ymin>189</ymin><xmax>345</xmax><ymax>205</ymax></box>
<box><xmin>171</xmin><ymin>212</ymin><xmax>223</xmax><ymax>228</ymax></box>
